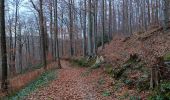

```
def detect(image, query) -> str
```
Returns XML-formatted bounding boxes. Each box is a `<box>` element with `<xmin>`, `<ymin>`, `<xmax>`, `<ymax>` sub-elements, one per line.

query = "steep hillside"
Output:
<box><xmin>99</xmin><ymin>28</ymin><xmax>170</xmax><ymax>99</ymax></box>
<box><xmin>100</xmin><ymin>29</ymin><xmax>170</xmax><ymax>67</ymax></box>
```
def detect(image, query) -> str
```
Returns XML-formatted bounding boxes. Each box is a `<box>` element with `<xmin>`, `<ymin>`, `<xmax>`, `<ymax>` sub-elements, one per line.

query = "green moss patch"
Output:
<box><xmin>102</xmin><ymin>90</ymin><xmax>111</xmax><ymax>97</ymax></box>
<box><xmin>148</xmin><ymin>81</ymin><xmax>170</xmax><ymax>100</ymax></box>
<box><xmin>164</xmin><ymin>52</ymin><xmax>170</xmax><ymax>61</ymax></box>
<box><xmin>71</xmin><ymin>57</ymin><xmax>96</xmax><ymax>67</ymax></box>
<box><xmin>104</xmin><ymin>64</ymin><xmax>113</xmax><ymax>75</ymax></box>
<box><xmin>111</xmin><ymin>55</ymin><xmax>150</xmax><ymax>92</ymax></box>
<box><xmin>4</xmin><ymin>69</ymin><xmax>57</xmax><ymax>100</ymax></box>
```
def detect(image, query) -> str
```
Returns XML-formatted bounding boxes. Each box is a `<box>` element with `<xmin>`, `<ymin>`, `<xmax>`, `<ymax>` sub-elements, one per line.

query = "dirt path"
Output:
<box><xmin>26</xmin><ymin>60</ymin><xmax>114</xmax><ymax>100</ymax></box>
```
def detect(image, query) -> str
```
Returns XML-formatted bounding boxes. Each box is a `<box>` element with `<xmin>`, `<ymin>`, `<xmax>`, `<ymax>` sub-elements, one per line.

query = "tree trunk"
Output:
<box><xmin>49</xmin><ymin>1</ymin><xmax>54</xmax><ymax>60</ymax></box>
<box><xmin>69</xmin><ymin>0</ymin><xmax>74</xmax><ymax>56</ymax></box>
<box><xmin>18</xmin><ymin>23</ymin><xmax>22</xmax><ymax>72</ymax></box>
<box><xmin>0</xmin><ymin>0</ymin><xmax>8</xmax><ymax>91</ymax></box>
<box><xmin>83</xmin><ymin>0</ymin><xmax>87</xmax><ymax>57</ymax></box>
<box><xmin>93</xmin><ymin>0</ymin><xmax>98</xmax><ymax>55</ymax></box>
<box><xmin>102</xmin><ymin>0</ymin><xmax>105</xmax><ymax>49</ymax></box>
<box><xmin>109</xmin><ymin>0</ymin><xmax>112</xmax><ymax>41</ymax></box>
<box><xmin>39</xmin><ymin>0</ymin><xmax>47</xmax><ymax>69</ymax></box>
<box><xmin>163</xmin><ymin>0</ymin><xmax>169</xmax><ymax>31</ymax></box>
<box><xmin>88</xmin><ymin>0</ymin><xmax>93</xmax><ymax>56</ymax></box>
<box><xmin>54</xmin><ymin>0</ymin><xmax>61</xmax><ymax>68</ymax></box>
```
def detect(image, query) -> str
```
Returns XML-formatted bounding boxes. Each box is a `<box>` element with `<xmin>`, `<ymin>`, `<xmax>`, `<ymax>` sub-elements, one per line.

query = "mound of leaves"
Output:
<box><xmin>112</xmin><ymin>54</ymin><xmax>150</xmax><ymax>91</ymax></box>
<box><xmin>149</xmin><ymin>81</ymin><xmax>170</xmax><ymax>100</ymax></box>
<box><xmin>5</xmin><ymin>69</ymin><xmax>57</xmax><ymax>100</ymax></box>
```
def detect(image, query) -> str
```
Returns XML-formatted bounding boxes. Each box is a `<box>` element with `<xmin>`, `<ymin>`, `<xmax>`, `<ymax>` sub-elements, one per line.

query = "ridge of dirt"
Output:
<box><xmin>26</xmin><ymin>60</ymin><xmax>114</xmax><ymax>100</ymax></box>
<box><xmin>100</xmin><ymin>31</ymin><xmax>170</xmax><ymax>67</ymax></box>
<box><xmin>97</xmin><ymin>30</ymin><xmax>170</xmax><ymax>99</ymax></box>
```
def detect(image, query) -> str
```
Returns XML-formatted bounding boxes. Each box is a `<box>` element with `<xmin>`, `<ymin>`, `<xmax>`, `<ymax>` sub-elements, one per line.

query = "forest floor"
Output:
<box><xmin>25</xmin><ymin>28</ymin><xmax>170</xmax><ymax>100</ymax></box>
<box><xmin>26</xmin><ymin>60</ymin><xmax>114</xmax><ymax>100</ymax></box>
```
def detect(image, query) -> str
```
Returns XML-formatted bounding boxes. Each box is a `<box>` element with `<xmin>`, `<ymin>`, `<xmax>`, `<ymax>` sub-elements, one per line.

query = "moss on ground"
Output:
<box><xmin>110</xmin><ymin>55</ymin><xmax>150</xmax><ymax>94</ymax></box>
<box><xmin>71</xmin><ymin>57</ymin><xmax>96</xmax><ymax>67</ymax></box>
<box><xmin>4</xmin><ymin>69</ymin><xmax>57</xmax><ymax>100</ymax></box>
<box><xmin>164</xmin><ymin>52</ymin><xmax>170</xmax><ymax>61</ymax></box>
<box><xmin>104</xmin><ymin>64</ymin><xmax>113</xmax><ymax>75</ymax></box>
<box><xmin>148</xmin><ymin>81</ymin><xmax>170</xmax><ymax>100</ymax></box>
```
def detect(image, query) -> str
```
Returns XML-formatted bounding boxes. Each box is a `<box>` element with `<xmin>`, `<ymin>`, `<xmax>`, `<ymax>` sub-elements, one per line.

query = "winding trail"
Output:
<box><xmin>26</xmin><ymin>60</ymin><xmax>114</xmax><ymax>100</ymax></box>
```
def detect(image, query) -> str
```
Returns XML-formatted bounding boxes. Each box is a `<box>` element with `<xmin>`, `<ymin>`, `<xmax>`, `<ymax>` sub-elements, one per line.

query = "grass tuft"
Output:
<box><xmin>4</xmin><ymin>69</ymin><xmax>57</xmax><ymax>100</ymax></box>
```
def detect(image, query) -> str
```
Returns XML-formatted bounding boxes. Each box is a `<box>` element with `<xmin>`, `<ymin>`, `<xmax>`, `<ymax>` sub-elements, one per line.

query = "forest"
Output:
<box><xmin>0</xmin><ymin>0</ymin><xmax>170</xmax><ymax>99</ymax></box>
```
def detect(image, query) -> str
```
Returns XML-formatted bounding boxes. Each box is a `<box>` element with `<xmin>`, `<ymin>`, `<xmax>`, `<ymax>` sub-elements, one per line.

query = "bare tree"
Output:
<box><xmin>101</xmin><ymin>0</ymin><xmax>105</xmax><ymax>49</ymax></box>
<box><xmin>88</xmin><ymin>0</ymin><xmax>93</xmax><ymax>56</ymax></box>
<box><xmin>54</xmin><ymin>0</ymin><xmax>61</xmax><ymax>68</ymax></box>
<box><xmin>83</xmin><ymin>0</ymin><xmax>87</xmax><ymax>57</ymax></box>
<box><xmin>30</xmin><ymin>0</ymin><xmax>47</xmax><ymax>69</ymax></box>
<box><xmin>163</xmin><ymin>0</ymin><xmax>169</xmax><ymax>31</ymax></box>
<box><xmin>0</xmin><ymin>0</ymin><xmax>8</xmax><ymax>91</ymax></box>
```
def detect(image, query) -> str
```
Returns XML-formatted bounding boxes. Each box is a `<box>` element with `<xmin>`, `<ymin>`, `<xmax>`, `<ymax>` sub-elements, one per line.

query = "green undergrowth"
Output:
<box><xmin>104</xmin><ymin>63</ymin><xmax>113</xmax><ymax>75</ymax></box>
<box><xmin>4</xmin><ymin>69</ymin><xmax>57</xmax><ymax>100</ymax></box>
<box><xmin>102</xmin><ymin>90</ymin><xmax>111</xmax><ymax>97</ymax></box>
<box><xmin>148</xmin><ymin>81</ymin><xmax>170</xmax><ymax>100</ymax></box>
<box><xmin>109</xmin><ymin>55</ymin><xmax>150</xmax><ymax>93</ymax></box>
<box><xmin>98</xmin><ymin>77</ymin><xmax>106</xmax><ymax>85</ymax></box>
<box><xmin>71</xmin><ymin>57</ymin><xmax>96</xmax><ymax>68</ymax></box>
<box><xmin>21</xmin><ymin>63</ymin><xmax>44</xmax><ymax>74</ymax></box>
<box><xmin>164</xmin><ymin>52</ymin><xmax>170</xmax><ymax>61</ymax></box>
<box><xmin>108</xmin><ymin>54</ymin><xmax>170</xmax><ymax>99</ymax></box>
<box><xmin>21</xmin><ymin>61</ymin><xmax>53</xmax><ymax>74</ymax></box>
<box><xmin>74</xmin><ymin>57</ymin><xmax>105</xmax><ymax>77</ymax></box>
<box><xmin>129</xmin><ymin>96</ymin><xmax>141</xmax><ymax>100</ymax></box>
<box><xmin>146</xmin><ymin>53</ymin><xmax>170</xmax><ymax>99</ymax></box>
<box><xmin>80</xmin><ymin>68</ymin><xmax>92</xmax><ymax>77</ymax></box>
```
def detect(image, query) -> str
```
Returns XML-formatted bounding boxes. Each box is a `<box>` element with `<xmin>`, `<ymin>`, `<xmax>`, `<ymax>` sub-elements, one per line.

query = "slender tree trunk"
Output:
<box><xmin>83</xmin><ymin>0</ymin><xmax>87</xmax><ymax>57</ymax></box>
<box><xmin>93</xmin><ymin>0</ymin><xmax>98</xmax><ymax>55</ymax></box>
<box><xmin>147</xmin><ymin>0</ymin><xmax>150</xmax><ymax>26</ymax></box>
<box><xmin>69</xmin><ymin>0</ymin><xmax>74</xmax><ymax>56</ymax></box>
<box><xmin>49</xmin><ymin>1</ymin><xmax>54</xmax><ymax>60</ymax></box>
<box><xmin>54</xmin><ymin>0</ymin><xmax>61</xmax><ymax>68</ymax></box>
<box><xmin>0</xmin><ymin>0</ymin><xmax>8</xmax><ymax>91</ymax></box>
<box><xmin>18</xmin><ymin>23</ymin><xmax>22</xmax><ymax>72</ymax></box>
<box><xmin>8</xmin><ymin>17</ymin><xmax>13</xmax><ymax>76</ymax></box>
<box><xmin>61</xmin><ymin>9</ymin><xmax>64</xmax><ymax>56</ymax></box>
<box><xmin>129</xmin><ymin>0</ymin><xmax>133</xmax><ymax>34</ymax></box>
<box><xmin>163</xmin><ymin>0</ymin><xmax>169</xmax><ymax>31</ymax></box>
<box><xmin>39</xmin><ymin>0</ymin><xmax>47</xmax><ymax>69</ymax></box>
<box><xmin>102</xmin><ymin>0</ymin><xmax>105</xmax><ymax>49</ymax></box>
<box><xmin>88</xmin><ymin>0</ymin><xmax>93</xmax><ymax>56</ymax></box>
<box><xmin>13</xmin><ymin>0</ymin><xmax>19</xmax><ymax>75</ymax></box>
<box><xmin>109</xmin><ymin>0</ymin><xmax>112</xmax><ymax>41</ymax></box>
<box><xmin>44</xmin><ymin>18</ymin><xmax>49</xmax><ymax>53</ymax></box>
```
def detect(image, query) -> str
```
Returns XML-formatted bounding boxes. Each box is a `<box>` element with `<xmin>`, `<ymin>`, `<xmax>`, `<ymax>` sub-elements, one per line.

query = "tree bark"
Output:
<box><xmin>101</xmin><ymin>0</ymin><xmax>105</xmax><ymax>49</ymax></box>
<box><xmin>0</xmin><ymin>0</ymin><xmax>8</xmax><ymax>91</ymax></box>
<box><xmin>54</xmin><ymin>0</ymin><xmax>61</xmax><ymax>68</ymax></box>
<box><xmin>69</xmin><ymin>0</ymin><xmax>74</xmax><ymax>56</ymax></box>
<box><xmin>163</xmin><ymin>0</ymin><xmax>169</xmax><ymax>31</ymax></box>
<box><xmin>83</xmin><ymin>0</ymin><xmax>87</xmax><ymax>57</ymax></box>
<box><xmin>88</xmin><ymin>0</ymin><xmax>93</xmax><ymax>56</ymax></box>
<box><xmin>39</xmin><ymin>0</ymin><xmax>47</xmax><ymax>69</ymax></box>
